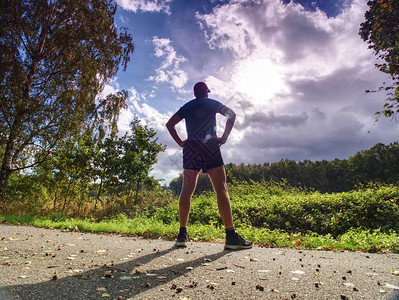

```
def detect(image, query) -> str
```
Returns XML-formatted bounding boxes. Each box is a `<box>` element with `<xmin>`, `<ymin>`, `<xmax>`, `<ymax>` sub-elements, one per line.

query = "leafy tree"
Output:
<box><xmin>120</xmin><ymin>119</ymin><xmax>166</xmax><ymax>204</ymax></box>
<box><xmin>0</xmin><ymin>0</ymin><xmax>134</xmax><ymax>201</ymax></box>
<box><xmin>92</xmin><ymin>134</ymin><xmax>123</xmax><ymax>208</ymax></box>
<box><xmin>359</xmin><ymin>0</ymin><xmax>399</xmax><ymax>117</ymax></box>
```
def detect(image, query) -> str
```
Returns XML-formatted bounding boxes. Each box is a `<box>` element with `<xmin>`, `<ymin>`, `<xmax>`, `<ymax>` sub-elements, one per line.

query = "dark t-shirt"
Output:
<box><xmin>176</xmin><ymin>97</ymin><xmax>225</xmax><ymax>140</ymax></box>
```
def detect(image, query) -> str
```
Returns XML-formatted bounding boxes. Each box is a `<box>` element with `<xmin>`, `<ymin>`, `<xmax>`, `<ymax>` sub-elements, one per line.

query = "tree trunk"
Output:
<box><xmin>53</xmin><ymin>191</ymin><xmax>58</xmax><ymax>211</ymax></box>
<box><xmin>134</xmin><ymin>178</ymin><xmax>141</xmax><ymax>205</ymax></box>
<box><xmin>0</xmin><ymin>133</ymin><xmax>18</xmax><ymax>203</ymax></box>
<box><xmin>95</xmin><ymin>179</ymin><xmax>103</xmax><ymax>210</ymax></box>
<box><xmin>0</xmin><ymin>167</ymin><xmax>11</xmax><ymax>203</ymax></box>
<box><xmin>61</xmin><ymin>180</ymin><xmax>72</xmax><ymax>213</ymax></box>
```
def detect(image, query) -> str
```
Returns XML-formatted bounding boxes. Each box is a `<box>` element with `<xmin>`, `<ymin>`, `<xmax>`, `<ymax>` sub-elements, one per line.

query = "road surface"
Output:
<box><xmin>0</xmin><ymin>224</ymin><xmax>398</xmax><ymax>299</ymax></box>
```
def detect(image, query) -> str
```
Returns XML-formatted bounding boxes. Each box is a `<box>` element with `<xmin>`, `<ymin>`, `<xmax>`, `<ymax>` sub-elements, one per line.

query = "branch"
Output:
<box><xmin>11</xmin><ymin>125</ymin><xmax>62</xmax><ymax>172</ymax></box>
<box><xmin>11</xmin><ymin>117</ymin><xmax>61</xmax><ymax>164</ymax></box>
<box><xmin>0</xmin><ymin>99</ymin><xmax>12</xmax><ymax>129</ymax></box>
<box><xmin>12</xmin><ymin>149</ymin><xmax>53</xmax><ymax>172</ymax></box>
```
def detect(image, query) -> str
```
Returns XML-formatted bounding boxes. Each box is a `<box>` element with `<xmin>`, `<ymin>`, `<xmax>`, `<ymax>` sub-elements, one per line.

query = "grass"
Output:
<box><xmin>1</xmin><ymin>181</ymin><xmax>398</xmax><ymax>253</ymax></box>
<box><xmin>0</xmin><ymin>213</ymin><xmax>398</xmax><ymax>253</ymax></box>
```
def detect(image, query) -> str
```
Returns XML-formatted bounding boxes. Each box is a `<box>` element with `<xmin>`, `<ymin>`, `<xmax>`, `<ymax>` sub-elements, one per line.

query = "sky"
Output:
<box><xmin>107</xmin><ymin>0</ymin><xmax>399</xmax><ymax>184</ymax></box>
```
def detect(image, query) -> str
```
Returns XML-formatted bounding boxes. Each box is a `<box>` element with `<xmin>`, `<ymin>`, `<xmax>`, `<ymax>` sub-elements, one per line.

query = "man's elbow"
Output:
<box><xmin>228</xmin><ymin>110</ymin><xmax>236</xmax><ymax>120</ymax></box>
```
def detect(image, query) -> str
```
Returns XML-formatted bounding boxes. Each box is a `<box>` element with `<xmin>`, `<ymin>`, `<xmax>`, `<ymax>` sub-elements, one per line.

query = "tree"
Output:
<box><xmin>359</xmin><ymin>0</ymin><xmax>399</xmax><ymax>117</ymax></box>
<box><xmin>0</xmin><ymin>0</ymin><xmax>134</xmax><ymax>201</ymax></box>
<box><xmin>120</xmin><ymin>119</ymin><xmax>166</xmax><ymax>204</ymax></box>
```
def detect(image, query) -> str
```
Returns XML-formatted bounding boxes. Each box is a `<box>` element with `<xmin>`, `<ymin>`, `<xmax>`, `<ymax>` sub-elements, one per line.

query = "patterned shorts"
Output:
<box><xmin>183</xmin><ymin>138</ymin><xmax>224</xmax><ymax>173</ymax></box>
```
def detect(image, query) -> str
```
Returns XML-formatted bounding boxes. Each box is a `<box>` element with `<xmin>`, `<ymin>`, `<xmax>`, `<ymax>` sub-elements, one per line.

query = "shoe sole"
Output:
<box><xmin>224</xmin><ymin>244</ymin><xmax>252</xmax><ymax>250</ymax></box>
<box><xmin>175</xmin><ymin>241</ymin><xmax>187</xmax><ymax>247</ymax></box>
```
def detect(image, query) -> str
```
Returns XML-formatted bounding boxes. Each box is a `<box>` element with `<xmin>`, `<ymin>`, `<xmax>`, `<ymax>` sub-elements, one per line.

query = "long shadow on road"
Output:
<box><xmin>8</xmin><ymin>245</ymin><xmax>229</xmax><ymax>299</ymax></box>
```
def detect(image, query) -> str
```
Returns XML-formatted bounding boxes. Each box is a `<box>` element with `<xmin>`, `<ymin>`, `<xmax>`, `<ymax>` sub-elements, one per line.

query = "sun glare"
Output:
<box><xmin>234</xmin><ymin>59</ymin><xmax>287</xmax><ymax>105</ymax></box>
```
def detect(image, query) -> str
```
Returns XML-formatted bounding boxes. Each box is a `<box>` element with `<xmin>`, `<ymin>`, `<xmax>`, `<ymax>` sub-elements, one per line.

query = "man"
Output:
<box><xmin>166</xmin><ymin>82</ymin><xmax>252</xmax><ymax>250</ymax></box>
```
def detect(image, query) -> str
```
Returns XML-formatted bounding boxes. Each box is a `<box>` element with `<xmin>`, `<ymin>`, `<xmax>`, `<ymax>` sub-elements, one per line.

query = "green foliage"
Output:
<box><xmin>169</xmin><ymin>142</ymin><xmax>399</xmax><ymax>195</ymax></box>
<box><xmin>359</xmin><ymin>0</ymin><xmax>399</xmax><ymax>117</ymax></box>
<box><xmin>5</xmin><ymin>173</ymin><xmax>51</xmax><ymax>214</ymax></box>
<box><xmin>3</xmin><ymin>117</ymin><xmax>166</xmax><ymax>215</ymax></box>
<box><xmin>0</xmin><ymin>0</ymin><xmax>134</xmax><ymax>200</ymax></box>
<box><xmin>160</xmin><ymin>181</ymin><xmax>399</xmax><ymax>238</ymax></box>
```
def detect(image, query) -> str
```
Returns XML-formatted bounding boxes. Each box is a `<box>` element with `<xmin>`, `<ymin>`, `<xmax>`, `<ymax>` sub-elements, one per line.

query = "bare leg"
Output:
<box><xmin>207</xmin><ymin>166</ymin><xmax>234</xmax><ymax>229</ymax></box>
<box><xmin>179</xmin><ymin>169</ymin><xmax>199</xmax><ymax>227</ymax></box>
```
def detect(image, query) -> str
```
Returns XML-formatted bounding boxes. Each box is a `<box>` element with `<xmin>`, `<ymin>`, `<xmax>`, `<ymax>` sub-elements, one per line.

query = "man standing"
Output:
<box><xmin>166</xmin><ymin>82</ymin><xmax>252</xmax><ymax>250</ymax></box>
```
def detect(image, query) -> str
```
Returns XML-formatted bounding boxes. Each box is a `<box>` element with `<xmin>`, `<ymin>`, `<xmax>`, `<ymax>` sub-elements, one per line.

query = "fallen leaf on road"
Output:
<box><xmin>72</xmin><ymin>269</ymin><xmax>84</xmax><ymax>273</ymax></box>
<box><xmin>206</xmin><ymin>283</ymin><xmax>217</xmax><ymax>290</ymax></box>
<box><xmin>385</xmin><ymin>283</ymin><xmax>399</xmax><ymax>290</ymax></box>
<box><xmin>250</xmin><ymin>258</ymin><xmax>259</xmax><ymax>262</ymax></box>
<box><xmin>18</xmin><ymin>275</ymin><xmax>28</xmax><ymax>279</ymax></box>
<box><xmin>95</xmin><ymin>250</ymin><xmax>106</xmax><ymax>254</ymax></box>
<box><xmin>291</xmin><ymin>270</ymin><xmax>305</xmax><ymax>275</ymax></box>
<box><xmin>390</xmin><ymin>270</ymin><xmax>399</xmax><ymax>276</ymax></box>
<box><xmin>101</xmin><ymin>293</ymin><xmax>110</xmax><ymax>298</ymax></box>
<box><xmin>256</xmin><ymin>284</ymin><xmax>264</xmax><ymax>291</ymax></box>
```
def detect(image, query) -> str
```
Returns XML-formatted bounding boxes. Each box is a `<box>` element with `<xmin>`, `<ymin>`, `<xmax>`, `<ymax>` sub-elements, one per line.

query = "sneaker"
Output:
<box><xmin>225</xmin><ymin>232</ymin><xmax>252</xmax><ymax>250</ymax></box>
<box><xmin>176</xmin><ymin>232</ymin><xmax>187</xmax><ymax>247</ymax></box>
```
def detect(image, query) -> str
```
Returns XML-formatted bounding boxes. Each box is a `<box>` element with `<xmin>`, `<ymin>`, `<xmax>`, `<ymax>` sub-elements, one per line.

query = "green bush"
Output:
<box><xmin>6</xmin><ymin>173</ymin><xmax>52</xmax><ymax>214</ymax></box>
<box><xmin>175</xmin><ymin>181</ymin><xmax>399</xmax><ymax>236</ymax></box>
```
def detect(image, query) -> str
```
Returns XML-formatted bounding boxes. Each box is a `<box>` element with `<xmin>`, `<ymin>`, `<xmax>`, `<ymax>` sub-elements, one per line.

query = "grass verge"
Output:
<box><xmin>0</xmin><ymin>214</ymin><xmax>397</xmax><ymax>253</ymax></box>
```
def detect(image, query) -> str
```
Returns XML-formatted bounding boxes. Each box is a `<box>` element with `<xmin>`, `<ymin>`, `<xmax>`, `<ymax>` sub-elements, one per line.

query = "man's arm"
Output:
<box><xmin>166</xmin><ymin>114</ymin><xmax>185</xmax><ymax>147</ymax></box>
<box><xmin>218</xmin><ymin>106</ymin><xmax>236</xmax><ymax>145</ymax></box>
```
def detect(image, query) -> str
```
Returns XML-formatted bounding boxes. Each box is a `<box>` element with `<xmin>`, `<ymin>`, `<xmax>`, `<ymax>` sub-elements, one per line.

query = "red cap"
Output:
<box><xmin>194</xmin><ymin>82</ymin><xmax>211</xmax><ymax>95</ymax></box>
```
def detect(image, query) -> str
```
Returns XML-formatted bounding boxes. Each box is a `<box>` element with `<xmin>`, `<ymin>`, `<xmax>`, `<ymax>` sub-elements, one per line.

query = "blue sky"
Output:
<box><xmin>107</xmin><ymin>0</ymin><xmax>399</xmax><ymax>184</ymax></box>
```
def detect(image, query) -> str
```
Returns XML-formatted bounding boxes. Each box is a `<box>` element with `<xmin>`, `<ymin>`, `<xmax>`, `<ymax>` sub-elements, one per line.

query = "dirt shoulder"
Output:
<box><xmin>0</xmin><ymin>224</ymin><xmax>398</xmax><ymax>300</ymax></box>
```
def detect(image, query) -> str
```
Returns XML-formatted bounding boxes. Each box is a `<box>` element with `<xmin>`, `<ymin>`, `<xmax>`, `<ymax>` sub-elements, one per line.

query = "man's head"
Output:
<box><xmin>194</xmin><ymin>82</ymin><xmax>210</xmax><ymax>98</ymax></box>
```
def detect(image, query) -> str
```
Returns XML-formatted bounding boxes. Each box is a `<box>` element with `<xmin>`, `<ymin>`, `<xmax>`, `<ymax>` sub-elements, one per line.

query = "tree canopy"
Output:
<box><xmin>359</xmin><ymin>0</ymin><xmax>399</xmax><ymax>117</ymax></box>
<box><xmin>0</xmin><ymin>0</ymin><xmax>134</xmax><ymax>200</ymax></box>
<box><xmin>169</xmin><ymin>142</ymin><xmax>399</xmax><ymax>196</ymax></box>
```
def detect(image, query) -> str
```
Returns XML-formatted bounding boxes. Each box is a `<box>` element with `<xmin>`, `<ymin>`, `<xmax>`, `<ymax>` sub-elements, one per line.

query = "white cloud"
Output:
<box><xmin>192</xmin><ymin>0</ymin><xmax>399</xmax><ymax>166</ymax></box>
<box><xmin>148</xmin><ymin>37</ymin><xmax>188</xmax><ymax>90</ymax></box>
<box><xmin>116</xmin><ymin>0</ymin><xmax>172</xmax><ymax>14</ymax></box>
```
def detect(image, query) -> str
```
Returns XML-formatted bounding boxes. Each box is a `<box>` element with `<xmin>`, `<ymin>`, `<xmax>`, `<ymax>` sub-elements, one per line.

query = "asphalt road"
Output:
<box><xmin>0</xmin><ymin>224</ymin><xmax>398</xmax><ymax>300</ymax></box>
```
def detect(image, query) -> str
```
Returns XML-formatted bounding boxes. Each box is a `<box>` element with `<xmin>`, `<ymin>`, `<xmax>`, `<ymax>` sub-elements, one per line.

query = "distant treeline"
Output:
<box><xmin>169</xmin><ymin>142</ymin><xmax>399</xmax><ymax>195</ymax></box>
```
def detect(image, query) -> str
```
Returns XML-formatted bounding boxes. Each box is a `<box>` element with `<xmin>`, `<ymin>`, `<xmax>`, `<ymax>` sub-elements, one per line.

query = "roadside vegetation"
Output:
<box><xmin>1</xmin><ymin>181</ymin><xmax>398</xmax><ymax>253</ymax></box>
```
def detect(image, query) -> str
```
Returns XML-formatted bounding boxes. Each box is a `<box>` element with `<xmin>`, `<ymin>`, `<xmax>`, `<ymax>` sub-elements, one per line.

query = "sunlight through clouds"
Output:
<box><xmin>111</xmin><ymin>0</ymin><xmax>399</xmax><ymax>182</ymax></box>
<box><xmin>234</xmin><ymin>58</ymin><xmax>289</xmax><ymax>105</ymax></box>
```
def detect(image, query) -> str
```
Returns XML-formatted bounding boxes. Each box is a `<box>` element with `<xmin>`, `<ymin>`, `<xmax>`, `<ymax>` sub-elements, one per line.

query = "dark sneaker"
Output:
<box><xmin>176</xmin><ymin>232</ymin><xmax>187</xmax><ymax>247</ymax></box>
<box><xmin>225</xmin><ymin>232</ymin><xmax>252</xmax><ymax>250</ymax></box>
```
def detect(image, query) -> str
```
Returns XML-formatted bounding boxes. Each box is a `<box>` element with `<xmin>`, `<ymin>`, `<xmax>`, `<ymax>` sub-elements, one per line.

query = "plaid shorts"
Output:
<box><xmin>183</xmin><ymin>138</ymin><xmax>224</xmax><ymax>173</ymax></box>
